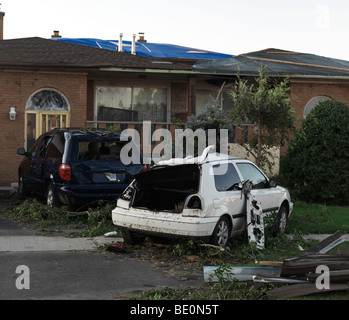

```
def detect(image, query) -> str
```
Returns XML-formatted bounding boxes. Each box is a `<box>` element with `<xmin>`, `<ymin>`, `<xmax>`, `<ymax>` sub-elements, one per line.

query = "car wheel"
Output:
<box><xmin>18</xmin><ymin>173</ymin><xmax>28</xmax><ymax>196</ymax></box>
<box><xmin>275</xmin><ymin>205</ymin><xmax>288</xmax><ymax>234</ymax></box>
<box><xmin>211</xmin><ymin>216</ymin><xmax>231</xmax><ymax>247</ymax></box>
<box><xmin>46</xmin><ymin>183</ymin><xmax>60</xmax><ymax>207</ymax></box>
<box><xmin>121</xmin><ymin>229</ymin><xmax>144</xmax><ymax>245</ymax></box>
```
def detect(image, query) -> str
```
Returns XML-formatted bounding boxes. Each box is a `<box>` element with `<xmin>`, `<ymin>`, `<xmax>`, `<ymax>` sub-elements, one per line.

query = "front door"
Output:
<box><xmin>25</xmin><ymin>111</ymin><xmax>70</xmax><ymax>150</ymax></box>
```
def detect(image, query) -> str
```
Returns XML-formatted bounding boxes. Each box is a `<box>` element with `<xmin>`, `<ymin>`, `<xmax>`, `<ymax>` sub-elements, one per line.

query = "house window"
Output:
<box><xmin>26</xmin><ymin>89</ymin><xmax>69</xmax><ymax>111</ymax></box>
<box><xmin>196</xmin><ymin>89</ymin><xmax>234</xmax><ymax>115</ymax></box>
<box><xmin>304</xmin><ymin>96</ymin><xmax>331</xmax><ymax>117</ymax></box>
<box><xmin>96</xmin><ymin>86</ymin><xmax>168</xmax><ymax>123</ymax></box>
<box><xmin>196</xmin><ymin>89</ymin><xmax>219</xmax><ymax>115</ymax></box>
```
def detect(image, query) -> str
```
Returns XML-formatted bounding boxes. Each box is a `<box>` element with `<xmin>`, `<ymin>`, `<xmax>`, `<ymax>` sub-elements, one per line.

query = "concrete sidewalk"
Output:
<box><xmin>0</xmin><ymin>235</ymin><xmax>123</xmax><ymax>252</ymax></box>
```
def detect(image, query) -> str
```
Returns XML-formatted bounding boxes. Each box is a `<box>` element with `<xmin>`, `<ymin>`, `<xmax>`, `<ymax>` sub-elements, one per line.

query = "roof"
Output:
<box><xmin>51</xmin><ymin>37</ymin><xmax>232</xmax><ymax>60</ymax></box>
<box><xmin>0</xmin><ymin>37</ymin><xmax>193</xmax><ymax>70</ymax></box>
<box><xmin>193</xmin><ymin>48</ymin><xmax>349</xmax><ymax>77</ymax></box>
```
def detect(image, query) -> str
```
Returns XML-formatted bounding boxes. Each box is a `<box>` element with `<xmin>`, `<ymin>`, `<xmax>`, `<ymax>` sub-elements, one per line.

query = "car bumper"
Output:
<box><xmin>56</xmin><ymin>185</ymin><xmax>126</xmax><ymax>206</ymax></box>
<box><xmin>112</xmin><ymin>205</ymin><xmax>218</xmax><ymax>240</ymax></box>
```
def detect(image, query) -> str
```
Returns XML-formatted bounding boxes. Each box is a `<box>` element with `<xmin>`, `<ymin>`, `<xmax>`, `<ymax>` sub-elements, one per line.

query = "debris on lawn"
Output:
<box><xmin>203</xmin><ymin>230</ymin><xmax>349</xmax><ymax>299</ymax></box>
<box><xmin>204</xmin><ymin>265</ymin><xmax>281</xmax><ymax>282</ymax></box>
<box><xmin>244</xmin><ymin>181</ymin><xmax>265</xmax><ymax>250</ymax></box>
<box><xmin>107</xmin><ymin>243</ymin><xmax>127</xmax><ymax>253</ymax></box>
<box><xmin>104</xmin><ymin>231</ymin><xmax>119</xmax><ymax>237</ymax></box>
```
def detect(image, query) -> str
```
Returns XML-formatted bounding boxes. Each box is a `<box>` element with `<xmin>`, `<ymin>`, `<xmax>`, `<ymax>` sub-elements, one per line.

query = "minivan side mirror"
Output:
<box><xmin>268</xmin><ymin>180</ymin><xmax>277</xmax><ymax>188</ymax></box>
<box><xmin>17</xmin><ymin>148</ymin><xmax>30</xmax><ymax>157</ymax></box>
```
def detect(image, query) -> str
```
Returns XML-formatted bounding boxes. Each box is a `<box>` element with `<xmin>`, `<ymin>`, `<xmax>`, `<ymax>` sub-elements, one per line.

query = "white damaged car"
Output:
<box><xmin>112</xmin><ymin>147</ymin><xmax>293</xmax><ymax>247</ymax></box>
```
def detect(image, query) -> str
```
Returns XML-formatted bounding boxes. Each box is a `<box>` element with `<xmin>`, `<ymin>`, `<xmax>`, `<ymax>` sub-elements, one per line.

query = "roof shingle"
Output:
<box><xmin>0</xmin><ymin>37</ymin><xmax>193</xmax><ymax>70</ymax></box>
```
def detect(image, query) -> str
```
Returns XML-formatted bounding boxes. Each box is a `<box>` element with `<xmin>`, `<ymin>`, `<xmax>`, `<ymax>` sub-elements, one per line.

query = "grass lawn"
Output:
<box><xmin>287</xmin><ymin>201</ymin><xmax>349</xmax><ymax>234</ymax></box>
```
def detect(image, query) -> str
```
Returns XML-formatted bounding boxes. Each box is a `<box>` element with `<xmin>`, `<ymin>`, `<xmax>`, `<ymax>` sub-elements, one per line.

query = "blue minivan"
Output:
<box><xmin>17</xmin><ymin>128</ymin><xmax>145</xmax><ymax>207</ymax></box>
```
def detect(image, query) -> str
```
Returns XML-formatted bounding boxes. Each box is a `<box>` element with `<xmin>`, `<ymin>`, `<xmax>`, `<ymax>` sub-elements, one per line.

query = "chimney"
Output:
<box><xmin>0</xmin><ymin>10</ymin><xmax>5</xmax><ymax>40</ymax></box>
<box><xmin>137</xmin><ymin>32</ymin><xmax>147</xmax><ymax>43</ymax></box>
<box><xmin>51</xmin><ymin>30</ymin><xmax>61</xmax><ymax>38</ymax></box>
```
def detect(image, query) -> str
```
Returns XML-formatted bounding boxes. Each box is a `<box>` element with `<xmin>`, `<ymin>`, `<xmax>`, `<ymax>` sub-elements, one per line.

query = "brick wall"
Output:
<box><xmin>278</xmin><ymin>78</ymin><xmax>349</xmax><ymax>156</ymax></box>
<box><xmin>0</xmin><ymin>70</ymin><xmax>87</xmax><ymax>186</ymax></box>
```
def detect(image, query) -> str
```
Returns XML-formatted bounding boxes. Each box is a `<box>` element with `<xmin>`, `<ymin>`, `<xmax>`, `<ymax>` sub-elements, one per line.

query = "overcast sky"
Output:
<box><xmin>2</xmin><ymin>0</ymin><xmax>349</xmax><ymax>60</ymax></box>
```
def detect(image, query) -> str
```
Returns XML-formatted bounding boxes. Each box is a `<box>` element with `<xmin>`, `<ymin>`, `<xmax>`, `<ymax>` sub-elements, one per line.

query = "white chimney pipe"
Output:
<box><xmin>119</xmin><ymin>33</ymin><xmax>123</xmax><ymax>52</ymax></box>
<box><xmin>131</xmin><ymin>33</ymin><xmax>136</xmax><ymax>55</ymax></box>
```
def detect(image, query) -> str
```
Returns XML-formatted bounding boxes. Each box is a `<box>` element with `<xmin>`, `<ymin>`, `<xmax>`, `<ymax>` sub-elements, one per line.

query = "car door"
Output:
<box><xmin>208</xmin><ymin>162</ymin><xmax>246</xmax><ymax>233</ymax></box>
<box><xmin>235</xmin><ymin>162</ymin><xmax>279</xmax><ymax>214</ymax></box>
<box><xmin>30</xmin><ymin>134</ymin><xmax>53</xmax><ymax>194</ymax></box>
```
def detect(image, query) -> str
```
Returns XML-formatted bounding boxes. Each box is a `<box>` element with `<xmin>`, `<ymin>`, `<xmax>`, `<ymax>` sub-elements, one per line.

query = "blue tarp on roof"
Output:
<box><xmin>51</xmin><ymin>38</ymin><xmax>232</xmax><ymax>60</ymax></box>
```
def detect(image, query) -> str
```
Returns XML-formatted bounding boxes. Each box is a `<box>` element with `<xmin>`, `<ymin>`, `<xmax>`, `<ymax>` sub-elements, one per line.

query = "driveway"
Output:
<box><xmin>0</xmin><ymin>208</ymin><xmax>204</xmax><ymax>300</ymax></box>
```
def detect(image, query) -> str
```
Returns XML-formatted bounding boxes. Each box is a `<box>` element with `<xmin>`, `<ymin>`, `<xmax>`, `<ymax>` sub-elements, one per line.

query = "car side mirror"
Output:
<box><xmin>17</xmin><ymin>148</ymin><xmax>31</xmax><ymax>157</ymax></box>
<box><xmin>268</xmin><ymin>180</ymin><xmax>277</xmax><ymax>188</ymax></box>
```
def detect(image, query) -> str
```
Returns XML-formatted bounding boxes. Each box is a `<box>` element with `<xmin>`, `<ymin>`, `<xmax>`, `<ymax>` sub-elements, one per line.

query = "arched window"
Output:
<box><xmin>26</xmin><ymin>89</ymin><xmax>69</xmax><ymax>111</ymax></box>
<box><xmin>304</xmin><ymin>96</ymin><xmax>330</xmax><ymax>117</ymax></box>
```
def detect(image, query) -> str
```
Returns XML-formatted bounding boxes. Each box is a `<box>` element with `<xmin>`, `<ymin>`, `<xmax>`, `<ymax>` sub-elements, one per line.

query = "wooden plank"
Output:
<box><xmin>281</xmin><ymin>259</ymin><xmax>349</xmax><ymax>276</ymax></box>
<box><xmin>258</xmin><ymin>261</ymin><xmax>283</xmax><ymax>267</ymax></box>
<box><xmin>307</xmin><ymin>269</ymin><xmax>349</xmax><ymax>283</ymax></box>
<box><xmin>266</xmin><ymin>283</ymin><xmax>349</xmax><ymax>300</ymax></box>
<box><xmin>303</xmin><ymin>230</ymin><xmax>343</xmax><ymax>255</ymax></box>
<box><xmin>253</xmin><ymin>276</ymin><xmax>307</xmax><ymax>288</ymax></box>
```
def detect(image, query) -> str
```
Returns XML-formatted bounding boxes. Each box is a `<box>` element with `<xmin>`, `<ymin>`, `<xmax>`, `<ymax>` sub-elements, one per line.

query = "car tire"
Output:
<box><xmin>121</xmin><ymin>229</ymin><xmax>144</xmax><ymax>245</ymax></box>
<box><xmin>275</xmin><ymin>205</ymin><xmax>288</xmax><ymax>234</ymax></box>
<box><xmin>46</xmin><ymin>183</ymin><xmax>60</xmax><ymax>207</ymax></box>
<box><xmin>211</xmin><ymin>216</ymin><xmax>231</xmax><ymax>247</ymax></box>
<box><xmin>18</xmin><ymin>172</ymin><xmax>28</xmax><ymax>196</ymax></box>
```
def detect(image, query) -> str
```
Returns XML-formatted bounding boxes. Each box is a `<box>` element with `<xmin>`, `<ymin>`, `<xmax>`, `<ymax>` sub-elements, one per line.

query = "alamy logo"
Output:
<box><xmin>15</xmin><ymin>265</ymin><xmax>30</xmax><ymax>290</ymax></box>
<box><xmin>315</xmin><ymin>265</ymin><xmax>330</xmax><ymax>290</ymax></box>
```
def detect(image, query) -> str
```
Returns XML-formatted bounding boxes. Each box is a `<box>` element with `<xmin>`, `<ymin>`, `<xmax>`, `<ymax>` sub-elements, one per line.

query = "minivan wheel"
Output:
<box><xmin>46</xmin><ymin>183</ymin><xmax>60</xmax><ymax>207</ymax></box>
<box><xmin>18</xmin><ymin>173</ymin><xmax>28</xmax><ymax>195</ymax></box>
<box><xmin>211</xmin><ymin>216</ymin><xmax>231</xmax><ymax>247</ymax></box>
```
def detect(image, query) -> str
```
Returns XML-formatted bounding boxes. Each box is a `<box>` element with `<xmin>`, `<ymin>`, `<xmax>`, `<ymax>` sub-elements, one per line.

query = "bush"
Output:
<box><xmin>280</xmin><ymin>99</ymin><xmax>349</xmax><ymax>204</ymax></box>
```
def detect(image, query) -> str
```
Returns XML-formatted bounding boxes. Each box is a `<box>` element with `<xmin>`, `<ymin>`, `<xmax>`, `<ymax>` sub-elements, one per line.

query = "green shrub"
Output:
<box><xmin>281</xmin><ymin>99</ymin><xmax>349</xmax><ymax>204</ymax></box>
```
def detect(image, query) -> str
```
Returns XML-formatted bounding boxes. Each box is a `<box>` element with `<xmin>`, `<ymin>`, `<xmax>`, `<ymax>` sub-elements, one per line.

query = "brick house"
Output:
<box><xmin>194</xmin><ymin>48</ymin><xmax>349</xmax><ymax>158</ymax></box>
<box><xmin>0</xmin><ymin>36</ymin><xmax>229</xmax><ymax>187</ymax></box>
<box><xmin>1</xmin><ymin>36</ymin><xmax>349</xmax><ymax>187</ymax></box>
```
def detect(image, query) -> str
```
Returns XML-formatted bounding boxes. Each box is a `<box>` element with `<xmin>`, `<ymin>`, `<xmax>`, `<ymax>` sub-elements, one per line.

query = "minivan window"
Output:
<box><xmin>35</xmin><ymin>136</ymin><xmax>52</xmax><ymax>159</ymax></box>
<box><xmin>213</xmin><ymin>163</ymin><xmax>240</xmax><ymax>191</ymax></box>
<box><xmin>76</xmin><ymin>140</ymin><xmax>123</xmax><ymax>161</ymax></box>
<box><xmin>236</xmin><ymin>163</ymin><xmax>267</xmax><ymax>189</ymax></box>
<box><xmin>46</xmin><ymin>134</ymin><xmax>64</xmax><ymax>160</ymax></box>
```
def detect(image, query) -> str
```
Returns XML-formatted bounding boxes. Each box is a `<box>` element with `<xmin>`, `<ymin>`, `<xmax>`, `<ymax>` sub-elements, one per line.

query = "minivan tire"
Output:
<box><xmin>211</xmin><ymin>216</ymin><xmax>231</xmax><ymax>247</ymax></box>
<box><xmin>46</xmin><ymin>183</ymin><xmax>60</xmax><ymax>207</ymax></box>
<box><xmin>18</xmin><ymin>172</ymin><xmax>28</xmax><ymax>196</ymax></box>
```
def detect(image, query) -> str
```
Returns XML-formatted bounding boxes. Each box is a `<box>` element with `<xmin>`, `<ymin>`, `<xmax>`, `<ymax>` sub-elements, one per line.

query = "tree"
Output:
<box><xmin>172</xmin><ymin>105</ymin><xmax>233</xmax><ymax>156</ymax></box>
<box><xmin>280</xmin><ymin>99</ymin><xmax>349</xmax><ymax>204</ymax></box>
<box><xmin>230</xmin><ymin>66</ymin><xmax>296</xmax><ymax>171</ymax></box>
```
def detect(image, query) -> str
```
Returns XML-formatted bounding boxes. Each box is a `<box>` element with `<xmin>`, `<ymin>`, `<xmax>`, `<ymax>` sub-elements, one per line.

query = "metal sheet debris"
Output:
<box><xmin>244</xmin><ymin>181</ymin><xmax>265</xmax><ymax>250</ymax></box>
<box><xmin>203</xmin><ymin>231</ymin><xmax>349</xmax><ymax>299</ymax></box>
<box><xmin>203</xmin><ymin>266</ymin><xmax>281</xmax><ymax>282</ymax></box>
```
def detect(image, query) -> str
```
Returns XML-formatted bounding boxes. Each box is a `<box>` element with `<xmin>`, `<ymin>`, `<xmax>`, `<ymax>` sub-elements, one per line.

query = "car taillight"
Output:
<box><xmin>142</xmin><ymin>164</ymin><xmax>147</xmax><ymax>172</ymax></box>
<box><xmin>59</xmin><ymin>164</ymin><xmax>71</xmax><ymax>181</ymax></box>
<box><xmin>187</xmin><ymin>196</ymin><xmax>202</xmax><ymax>210</ymax></box>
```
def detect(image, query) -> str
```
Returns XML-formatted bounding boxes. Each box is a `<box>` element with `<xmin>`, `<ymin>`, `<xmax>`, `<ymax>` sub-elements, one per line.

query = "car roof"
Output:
<box><xmin>46</xmin><ymin>128</ymin><xmax>132</xmax><ymax>140</ymax></box>
<box><xmin>154</xmin><ymin>145</ymin><xmax>249</xmax><ymax>167</ymax></box>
